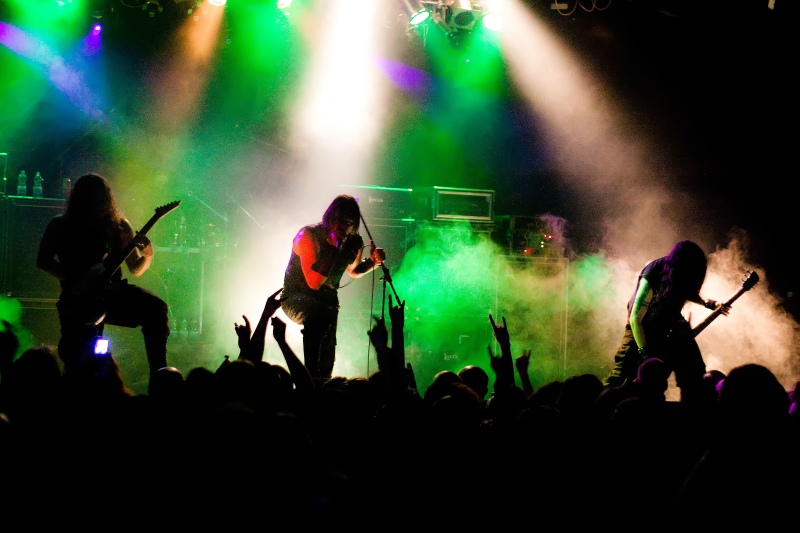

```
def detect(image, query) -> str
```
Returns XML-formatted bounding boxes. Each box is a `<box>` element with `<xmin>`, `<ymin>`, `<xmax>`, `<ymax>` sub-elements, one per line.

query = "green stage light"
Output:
<box><xmin>402</xmin><ymin>0</ymin><xmax>430</xmax><ymax>27</ymax></box>
<box><xmin>409</xmin><ymin>9</ymin><xmax>430</xmax><ymax>26</ymax></box>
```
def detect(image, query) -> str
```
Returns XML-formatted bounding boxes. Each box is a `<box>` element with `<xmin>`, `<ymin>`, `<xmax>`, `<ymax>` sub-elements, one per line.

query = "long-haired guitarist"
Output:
<box><xmin>603</xmin><ymin>240</ymin><xmax>731</xmax><ymax>403</ymax></box>
<box><xmin>36</xmin><ymin>173</ymin><xmax>170</xmax><ymax>378</ymax></box>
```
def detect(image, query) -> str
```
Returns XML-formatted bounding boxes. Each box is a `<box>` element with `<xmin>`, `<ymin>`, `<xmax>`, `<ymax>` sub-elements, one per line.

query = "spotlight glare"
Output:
<box><xmin>208</xmin><ymin>0</ymin><xmax>226</xmax><ymax>6</ymax></box>
<box><xmin>92</xmin><ymin>24</ymin><xmax>102</xmax><ymax>34</ymax></box>
<box><xmin>482</xmin><ymin>12</ymin><xmax>502</xmax><ymax>31</ymax></box>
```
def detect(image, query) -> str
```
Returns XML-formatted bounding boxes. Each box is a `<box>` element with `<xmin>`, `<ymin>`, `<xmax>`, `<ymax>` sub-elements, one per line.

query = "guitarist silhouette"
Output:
<box><xmin>603</xmin><ymin>240</ymin><xmax>732</xmax><ymax>404</ymax></box>
<box><xmin>37</xmin><ymin>173</ymin><xmax>178</xmax><ymax>379</ymax></box>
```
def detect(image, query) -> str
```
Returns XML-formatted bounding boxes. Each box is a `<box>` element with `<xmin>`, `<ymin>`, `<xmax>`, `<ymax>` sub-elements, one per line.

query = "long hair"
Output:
<box><xmin>653</xmin><ymin>240</ymin><xmax>707</xmax><ymax>309</ymax></box>
<box><xmin>321</xmin><ymin>195</ymin><xmax>361</xmax><ymax>236</ymax></box>
<box><xmin>64</xmin><ymin>173</ymin><xmax>124</xmax><ymax>227</ymax></box>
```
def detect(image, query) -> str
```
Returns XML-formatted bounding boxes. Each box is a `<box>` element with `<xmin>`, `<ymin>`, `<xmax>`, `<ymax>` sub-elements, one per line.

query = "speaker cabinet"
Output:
<box><xmin>1</xmin><ymin>197</ymin><xmax>65</xmax><ymax>300</ymax></box>
<box><xmin>415</xmin><ymin>186</ymin><xmax>495</xmax><ymax>222</ymax></box>
<box><xmin>339</xmin><ymin>185</ymin><xmax>416</xmax><ymax>220</ymax></box>
<box><xmin>494</xmin><ymin>215</ymin><xmax>561</xmax><ymax>257</ymax></box>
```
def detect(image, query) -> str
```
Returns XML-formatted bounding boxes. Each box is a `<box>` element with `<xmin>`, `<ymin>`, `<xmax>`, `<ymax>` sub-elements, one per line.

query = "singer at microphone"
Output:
<box><xmin>279</xmin><ymin>194</ymin><xmax>386</xmax><ymax>386</ymax></box>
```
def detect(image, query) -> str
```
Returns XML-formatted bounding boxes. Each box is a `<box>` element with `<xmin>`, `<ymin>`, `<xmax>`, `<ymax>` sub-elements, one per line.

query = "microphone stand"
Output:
<box><xmin>359</xmin><ymin>214</ymin><xmax>401</xmax><ymax>320</ymax></box>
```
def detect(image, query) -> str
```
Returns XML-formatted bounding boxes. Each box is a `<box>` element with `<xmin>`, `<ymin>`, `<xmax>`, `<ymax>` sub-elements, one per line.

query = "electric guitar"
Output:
<box><xmin>691</xmin><ymin>269</ymin><xmax>759</xmax><ymax>337</ymax></box>
<box><xmin>65</xmin><ymin>200</ymin><xmax>181</xmax><ymax>326</ymax></box>
<box><xmin>662</xmin><ymin>270</ymin><xmax>759</xmax><ymax>357</ymax></box>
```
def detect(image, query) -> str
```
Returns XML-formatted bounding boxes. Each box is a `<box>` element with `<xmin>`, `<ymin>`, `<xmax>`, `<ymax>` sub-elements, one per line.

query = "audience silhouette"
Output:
<box><xmin>1</xmin><ymin>289</ymin><xmax>797</xmax><ymax>525</ymax></box>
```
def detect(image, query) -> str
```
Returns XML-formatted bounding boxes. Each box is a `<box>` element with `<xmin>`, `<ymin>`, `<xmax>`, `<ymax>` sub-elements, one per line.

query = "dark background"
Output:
<box><xmin>1</xmin><ymin>0</ymin><xmax>797</xmax><ymax>308</ymax></box>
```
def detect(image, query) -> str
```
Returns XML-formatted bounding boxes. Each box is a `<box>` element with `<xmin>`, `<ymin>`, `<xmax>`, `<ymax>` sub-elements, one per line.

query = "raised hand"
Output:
<box><xmin>488</xmin><ymin>314</ymin><xmax>514</xmax><ymax>390</ymax></box>
<box><xmin>264</xmin><ymin>287</ymin><xmax>283</xmax><ymax>319</ymax></box>
<box><xmin>388</xmin><ymin>294</ymin><xmax>405</xmax><ymax>330</ymax></box>
<box><xmin>234</xmin><ymin>314</ymin><xmax>252</xmax><ymax>358</ymax></box>
<box><xmin>270</xmin><ymin>315</ymin><xmax>314</xmax><ymax>394</ymax></box>
<box><xmin>368</xmin><ymin>316</ymin><xmax>389</xmax><ymax>356</ymax></box>
<box><xmin>487</xmin><ymin>344</ymin><xmax>504</xmax><ymax>376</ymax></box>
<box><xmin>489</xmin><ymin>313</ymin><xmax>510</xmax><ymax>347</ymax></box>
<box><xmin>516</xmin><ymin>348</ymin><xmax>531</xmax><ymax>375</ymax></box>
<box><xmin>388</xmin><ymin>294</ymin><xmax>405</xmax><ymax>361</ymax></box>
<box><xmin>271</xmin><ymin>315</ymin><xmax>287</xmax><ymax>344</ymax></box>
<box><xmin>516</xmin><ymin>348</ymin><xmax>534</xmax><ymax>397</ymax></box>
<box><xmin>245</xmin><ymin>287</ymin><xmax>285</xmax><ymax>363</ymax></box>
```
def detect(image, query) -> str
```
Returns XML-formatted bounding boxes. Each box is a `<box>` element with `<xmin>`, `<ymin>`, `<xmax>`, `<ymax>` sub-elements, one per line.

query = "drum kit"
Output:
<box><xmin>168</xmin><ymin>216</ymin><xmax>226</xmax><ymax>251</ymax></box>
<box><xmin>155</xmin><ymin>188</ymin><xmax>269</xmax><ymax>337</ymax></box>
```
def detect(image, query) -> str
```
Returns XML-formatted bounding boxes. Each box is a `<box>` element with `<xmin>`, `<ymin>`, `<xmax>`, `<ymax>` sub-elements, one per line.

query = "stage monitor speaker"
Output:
<box><xmin>415</xmin><ymin>186</ymin><xmax>494</xmax><ymax>222</ymax></box>
<box><xmin>339</xmin><ymin>184</ymin><xmax>416</xmax><ymax>221</ymax></box>
<box><xmin>1</xmin><ymin>197</ymin><xmax>65</xmax><ymax>300</ymax></box>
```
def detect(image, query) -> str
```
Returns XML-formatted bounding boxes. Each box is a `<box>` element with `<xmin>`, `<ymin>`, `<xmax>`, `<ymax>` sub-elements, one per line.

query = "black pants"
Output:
<box><xmin>603</xmin><ymin>324</ymin><xmax>641</xmax><ymax>388</ymax></box>
<box><xmin>281</xmin><ymin>294</ymin><xmax>338</xmax><ymax>383</ymax></box>
<box><xmin>604</xmin><ymin>322</ymin><xmax>706</xmax><ymax>401</ymax></box>
<box><xmin>57</xmin><ymin>280</ymin><xmax>170</xmax><ymax>375</ymax></box>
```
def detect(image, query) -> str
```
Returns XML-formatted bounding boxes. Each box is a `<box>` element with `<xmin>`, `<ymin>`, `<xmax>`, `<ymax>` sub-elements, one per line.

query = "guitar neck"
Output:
<box><xmin>101</xmin><ymin>214</ymin><xmax>161</xmax><ymax>281</ymax></box>
<box><xmin>691</xmin><ymin>287</ymin><xmax>747</xmax><ymax>337</ymax></box>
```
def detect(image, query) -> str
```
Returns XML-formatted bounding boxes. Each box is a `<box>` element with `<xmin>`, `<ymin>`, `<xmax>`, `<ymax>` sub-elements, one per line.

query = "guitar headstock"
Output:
<box><xmin>155</xmin><ymin>200</ymin><xmax>181</xmax><ymax>218</ymax></box>
<box><xmin>741</xmin><ymin>270</ymin><xmax>760</xmax><ymax>291</ymax></box>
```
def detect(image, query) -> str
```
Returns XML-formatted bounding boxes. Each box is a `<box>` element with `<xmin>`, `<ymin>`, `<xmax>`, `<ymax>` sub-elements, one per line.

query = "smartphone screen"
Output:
<box><xmin>94</xmin><ymin>337</ymin><xmax>110</xmax><ymax>355</ymax></box>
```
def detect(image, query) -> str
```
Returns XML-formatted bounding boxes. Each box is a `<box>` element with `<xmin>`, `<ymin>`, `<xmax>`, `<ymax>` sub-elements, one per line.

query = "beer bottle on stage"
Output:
<box><xmin>16</xmin><ymin>170</ymin><xmax>27</xmax><ymax>196</ymax></box>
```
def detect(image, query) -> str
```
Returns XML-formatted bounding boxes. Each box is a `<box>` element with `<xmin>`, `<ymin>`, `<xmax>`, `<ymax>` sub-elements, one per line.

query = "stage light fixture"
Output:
<box><xmin>401</xmin><ymin>0</ymin><xmax>430</xmax><ymax>26</ymax></box>
<box><xmin>141</xmin><ymin>0</ymin><xmax>164</xmax><ymax>18</ymax></box>
<box><xmin>446</xmin><ymin>6</ymin><xmax>477</xmax><ymax>31</ymax></box>
<box><xmin>410</xmin><ymin>9</ymin><xmax>430</xmax><ymax>25</ymax></box>
<box><xmin>402</xmin><ymin>1</ymin><xmax>501</xmax><ymax>46</ymax></box>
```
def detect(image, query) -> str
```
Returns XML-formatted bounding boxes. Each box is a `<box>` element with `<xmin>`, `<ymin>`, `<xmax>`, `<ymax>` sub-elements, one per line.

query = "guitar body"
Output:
<box><xmin>659</xmin><ymin>319</ymin><xmax>700</xmax><ymax>364</ymax></box>
<box><xmin>61</xmin><ymin>282</ymin><xmax>111</xmax><ymax>326</ymax></box>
